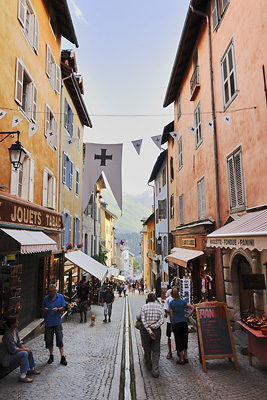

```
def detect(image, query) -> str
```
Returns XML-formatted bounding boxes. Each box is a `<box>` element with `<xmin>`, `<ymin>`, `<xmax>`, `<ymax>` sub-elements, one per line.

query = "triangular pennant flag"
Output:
<box><xmin>65</xmin><ymin>136</ymin><xmax>77</xmax><ymax>152</ymax></box>
<box><xmin>205</xmin><ymin>121</ymin><xmax>214</xmax><ymax>130</ymax></box>
<box><xmin>29</xmin><ymin>123</ymin><xmax>39</xmax><ymax>138</ymax></box>
<box><xmin>170</xmin><ymin>130</ymin><xmax>179</xmax><ymax>141</ymax></box>
<box><xmin>82</xmin><ymin>143</ymin><xmax>123</xmax><ymax>212</ymax></box>
<box><xmin>47</xmin><ymin>130</ymin><xmax>57</xmax><ymax>147</ymax></box>
<box><xmin>187</xmin><ymin>126</ymin><xmax>197</xmax><ymax>135</ymax></box>
<box><xmin>0</xmin><ymin>109</ymin><xmax>7</xmax><ymax>120</ymax></box>
<box><xmin>12</xmin><ymin>115</ymin><xmax>23</xmax><ymax>128</ymax></box>
<box><xmin>131</xmin><ymin>139</ymin><xmax>142</xmax><ymax>155</ymax></box>
<box><xmin>151</xmin><ymin>135</ymin><xmax>162</xmax><ymax>150</ymax></box>
<box><xmin>222</xmin><ymin>115</ymin><xmax>231</xmax><ymax>126</ymax></box>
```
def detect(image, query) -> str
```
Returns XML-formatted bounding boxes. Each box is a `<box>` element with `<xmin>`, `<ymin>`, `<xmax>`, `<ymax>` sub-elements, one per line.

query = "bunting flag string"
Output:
<box><xmin>187</xmin><ymin>126</ymin><xmax>196</xmax><ymax>135</ymax></box>
<box><xmin>0</xmin><ymin>109</ymin><xmax>7</xmax><ymax>121</ymax></box>
<box><xmin>131</xmin><ymin>139</ymin><xmax>142</xmax><ymax>155</ymax></box>
<box><xmin>169</xmin><ymin>130</ymin><xmax>179</xmax><ymax>141</ymax></box>
<box><xmin>205</xmin><ymin>121</ymin><xmax>214</xmax><ymax>131</ymax></box>
<box><xmin>222</xmin><ymin>115</ymin><xmax>231</xmax><ymax>126</ymax></box>
<box><xmin>12</xmin><ymin>115</ymin><xmax>23</xmax><ymax>128</ymax></box>
<box><xmin>151</xmin><ymin>134</ymin><xmax>162</xmax><ymax>150</ymax></box>
<box><xmin>29</xmin><ymin>123</ymin><xmax>39</xmax><ymax>138</ymax></box>
<box><xmin>46</xmin><ymin>129</ymin><xmax>58</xmax><ymax>147</ymax></box>
<box><xmin>65</xmin><ymin>136</ymin><xmax>77</xmax><ymax>152</ymax></box>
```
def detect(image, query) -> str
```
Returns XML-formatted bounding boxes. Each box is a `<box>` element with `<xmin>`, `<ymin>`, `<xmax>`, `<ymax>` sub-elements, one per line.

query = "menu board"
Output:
<box><xmin>195</xmin><ymin>301</ymin><xmax>239</xmax><ymax>372</ymax></box>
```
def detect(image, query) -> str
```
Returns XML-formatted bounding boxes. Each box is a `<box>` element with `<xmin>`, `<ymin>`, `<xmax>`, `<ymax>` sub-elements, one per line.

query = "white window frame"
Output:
<box><xmin>170</xmin><ymin>194</ymin><xmax>174</xmax><ymax>219</ymax></box>
<box><xmin>46</xmin><ymin>43</ymin><xmax>60</xmax><ymax>93</ymax></box>
<box><xmin>194</xmin><ymin>101</ymin><xmax>203</xmax><ymax>149</ymax></box>
<box><xmin>211</xmin><ymin>0</ymin><xmax>230</xmax><ymax>31</ymax></box>
<box><xmin>45</xmin><ymin>103</ymin><xmax>57</xmax><ymax>149</ymax></box>
<box><xmin>178</xmin><ymin>136</ymin><xmax>183</xmax><ymax>170</ymax></box>
<box><xmin>62</xmin><ymin>152</ymin><xmax>73</xmax><ymax>190</ymax></box>
<box><xmin>43</xmin><ymin>167</ymin><xmax>56</xmax><ymax>209</ymax></box>
<box><xmin>64</xmin><ymin>98</ymin><xmax>74</xmax><ymax>137</ymax></box>
<box><xmin>197</xmin><ymin>177</ymin><xmax>206</xmax><ymax>220</ymax></box>
<box><xmin>18</xmin><ymin>0</ymin><xmax>39</xmax><ymax>54</ymax></box>
<box><xmin>10</xmin><ymin>153</ymin><xmax>34</xmax><ymax>202</ymax></box>
<box><xmin>221</xmin><ymin>39</ymin><xmax>238</xmax><ymax>110</ymax></box>
<box><xmin>179</xmin><ymin>193</ymin><xmax>184</xmax><ymax>225</ymax></box>
<box><xmin>15</xmin><ymin>58</ymin><xmax>37</xmax><ymax>122</ymax></box>
<box><xmin>74</xmin><ymin>216</ymin><xmax>80</xmax><ymax>247</ymax></box>
<box><xmin>77</xmin><ymin>126</ymin><xmax>81</xmax><ymax>152</ymax></box>
<box><xmin>226</xmin><ymin>146</ymin><xmax>245</xmax><ymax>212</ymax></box>
<box><xmin>75</xmin><ymin>167</ymin><xmax>80</xmax><ymax>197</ymax></box>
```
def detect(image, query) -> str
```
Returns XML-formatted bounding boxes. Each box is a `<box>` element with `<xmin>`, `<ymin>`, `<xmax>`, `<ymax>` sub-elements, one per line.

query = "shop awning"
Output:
<box><xmin>207</xmin><ymin>209</ymin><xmax>267</xmax><ymax>251</ymax></box>
<box><xmin>64</xmin><ymin>250</ymin><xmax>108</xmax><ymax>283</ymax></box>
<box><xmin>0</xmin><ymin>228</ymin><xmax>57</xmax><ymax>254</ymax></box>
<box><xmin>107</xmin><ymin>266</ymin><xmax>120</xmax><ymax>279</ymax></box>
<box><xmin>166</xmin><ymin>247</ymin><xmax>204</xmax><ymax>268</ymax></box>
<box><xmin>117</xmin><ymin>275</ymin><xmax>126</xmax><ymax>282</ymax></box>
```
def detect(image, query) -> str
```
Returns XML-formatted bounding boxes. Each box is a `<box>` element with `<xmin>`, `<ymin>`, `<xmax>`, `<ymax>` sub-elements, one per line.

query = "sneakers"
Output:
<box><xmin>27</xmin><ymin>369</ymin><xmax>40</xmax><ymax>375</ymax></box>
<box><xmin>103</xmin><ymin>318</ymin><xmax>107</xmax><ymax>323</ymax></box>
<box><xmin>152</xmin><ymin>370</ymin><xmax>159</xmax><ymax>378</ymax></box>
<box><xmin>60</xmin><ymin>356</ymin><xmax>67</xmax><ymax>366</ymax></box>
<box><xmin>108</xmin><ymin>318</ymin><xmax>111</xmax><ymax>323</ymax></box>
<box><xmin>19</xmin><ymin>377</ymin><xmax>33</xmax><ymax>383</ymax></box>
<box><xmin>47</xmin><ymin>355</ymin><xmax>54</xmax><ymax>364</ymax></box>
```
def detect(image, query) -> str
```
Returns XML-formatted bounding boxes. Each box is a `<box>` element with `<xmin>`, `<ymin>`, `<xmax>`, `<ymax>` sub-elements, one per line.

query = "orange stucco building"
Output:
<box><xmin>163</xmin><ymin>0</ymin><xmax>267</xmax><ymax>324</ymax></box>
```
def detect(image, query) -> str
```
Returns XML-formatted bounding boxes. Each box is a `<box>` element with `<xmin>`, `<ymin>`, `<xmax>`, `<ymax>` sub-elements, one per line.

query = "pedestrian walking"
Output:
<box><xmin>117</xmin><ymin>283</ymin><xmax>122</xmax><ymax>297</ymax></box>
<box><xmin>101</xmin><ymin>285</ymin><xmax>115</xmax><ymax>323</ymax></box>
<box><xmin>0</xmin><ymin>316</ymin><xmax>40</xmax><ymax>383</ymax></box>
<box><xmin>123</xmin><ymin>283</ymin><xmax>128</xmax><ymax>297</ymax></box>
<box><xmin>77</xmin><ymin>280</ymin><xmax>90</xmax><ymax>323</ymax></box>
<box><xmin>164</xmin><ymin>289</ymin><xmax>173</xmax><ymax>359</ymax></box>
<box><xmin>169</xmin><ymin>287</ymin><xmax>194</xmax><ymax>365</ymax></box>
<box><xmin>41</xmin><ymin>284</ymin><xmax>67</xmax><ymax>366</ymax></box>
<box><xmin>140</xmin><ymin>292</ymin><xmax>164</xmax><ymax>378</ymax></box>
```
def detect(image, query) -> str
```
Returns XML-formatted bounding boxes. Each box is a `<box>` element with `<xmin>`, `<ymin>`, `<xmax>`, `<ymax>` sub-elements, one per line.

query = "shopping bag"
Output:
<box><xmin>171</xmin><ymin>332</ymin><xmax>176</xmax><ymax>352</ymax></box>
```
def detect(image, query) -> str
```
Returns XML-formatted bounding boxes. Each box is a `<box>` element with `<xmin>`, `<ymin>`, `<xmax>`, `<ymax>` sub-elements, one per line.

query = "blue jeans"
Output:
<box><xmin>9</xmin><ymin>351</ymin><xmax>36</xmax><ymax>374</ymax></box>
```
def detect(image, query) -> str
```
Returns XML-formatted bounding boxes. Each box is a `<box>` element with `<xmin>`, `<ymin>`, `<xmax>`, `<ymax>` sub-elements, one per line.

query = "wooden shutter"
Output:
<box><xmin>15</xmin><ymin>58</ymin><xmax>24</xmax><ymax>105</ymax></box>
<box><xmin>70</xmin><ymin>161</ymin><xmax>73</xmax><ymax>189</ymax></box>
<box><xmin>45</xmin><ymin>104</ymin><xmax>50</xmax><ymax>136</ymax></box>
<box><xmin>179</xmin><ymin>194</ymin><xmax>184</xmax><ymax>225</ymax></box>
<box><xmin>64</xmin><ymin>98</ymin><xmax>68</xmax><ymax>128</ymax></box>
<box><xmin>10</xmin><ymin>168</ymin><xmax>18</xmax><ymax>196</ymax></box>
<box><xmin>228</xmin><ymin>156</ymin><xmax>236</xmax><ymax>209</ymax></box>
<box><xmin>55</xmin><ymin>64</ymin><xmax>61</xmax><ymax>94</ymax></box>
<box><xmin>211</xmin><ymin>0</ymin><xmax>219</xmax><ymax>31</ymax></box>
<box><xmin>33</xmin><ymin>15</ymin><xmax>39</xmax><ymax>54</ymax></box>
<box><xmin>201</xmin><ymin>179</ymin><xmax>206</xmax><ymax>218</ymax></box>
<box><xmin>29</xmin><ymin>158</ymin><xmax>34</xmax><ymax>202</ymax></box>
<box><xmin>197</xmin><ymin>180</ymin><xmax>202</xmax><ymax>219</ymax></box>
<box><xmin>46</xmin><ymin>44</ymin><xmax>51</xmax><ymax>77</ymax></box>
<box><xmin>158</xmin><ymin>200</ymin><xmax>164</xmax><ymax>220</ymax></box>
<box><xmin>42</xmin><ymin>169</ymin><xmax>48</xmax><ymax>207</ymax></box>
<box><xmin>52</xmin><ymin>176</ymin><xmax>56</xmax><ymax>210</ymax></box>
<box><xmin>62</xmin><ymin>152</ymin><xmax>66</xmax><ymax>184</ymax></box>
<box><xmin>32</xmin><ymin>83</ymin><xmax>37</xmax><ymax>122</ymax></box>
<box><xmin>222</xmin><ymin>0</ymin><xmax>229</xmax><ymax>13</ymax></box>
<box><xmin>18</xmin><ymin>0</ymin><xmax>26</xmax><ymax>27</ymax></box>
<box><xmin>234</xmin><ymin>151</ymin><xmax>244</xmax><ymax>207</ymax></box>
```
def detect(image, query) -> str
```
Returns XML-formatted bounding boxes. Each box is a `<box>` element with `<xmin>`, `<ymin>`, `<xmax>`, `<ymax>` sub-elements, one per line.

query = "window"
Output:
<box><xmin>62</xmin><ymin>211</ymin><xmax>71</xmax><ymax>248</ymax></box>
<box><xmin>170</xmin><ymin>157</ymin><xmax>174</xmax><ymax>181</ymax></box>
<box><xmin>46</xmin><ymin>44</ymin><xmax>60</xmax><ymax>93</ymax></box>
<box><xmin>75</xmin><ymin>168</ymin><xmax>79</xmax><ymax>197</ymax></box>
<box><xmin>156</xmin><ymin>208</ymin><xmax>159</xmax><ymax>224</ymax></box>
<box><xmin>211</xmin><ymin>0</ymin><xmax>230</xmax><ymax>30</ymax></box>
<box><xmin>197</xmin><ymin>177</ymin><xmax>206</xmax><ymax>219</ymax></box>
<box><xmin>155</xmin><ymin>182</ymin><xmax>158</xmax><ymax>197</ymax></box>
<box><xmin>64</xmin><ymin>98</ymin><xmax>74</xmax><ymax>136</ymax></box>
<box><xmin>84</xmin><ymin>233</ymin><xmax>88</xmax><ymax>255</ymax></box>
<box><xmin>177</xmin><ymin>92</ymin><xmax>181</xmax><ymax>121</ymax></box>
<box><xmin>158</xmin><ymin>198</ymin><xmax>166</xmax><ymax>220</ymax></box>
<box><xmin>45</xmin><ymin>103</ymin><xmax>57</xmax><ymax>148</ymax></box>
<box><xmin>15</xmin><ymin>58</ymin><xmax>37</xmax><ymax>122</ymax></box>
<box><xmin>179</xmin><ymin>194</ymin><xmax>184</xmax><ymax>225</ymax></box>
<box><xmin>194</xmin><ymin>102</ymin><xmax>203</xmax><ymax>148</ymax></box>
<box><xmin>10</xmin><ymin>155</ymin><xmax>34</xmax><ymax>202</ymax></box>
<box><xmin>163</xmin><ymin>236</ymin><xmax>167</xmax><ymax>258</ymax></box>
<box><xmin>170</xmin><ymin>194</ymin><xmax>174</xmax><ymax>219</ymax></box>
<box><xmin>159</xmin><ymin>175</ymin><xmax>161</xmax><ymax>193</ymax></box>
<box><xmin>63</xmin><ymin>152</ymin><xmax>73</xmax><ymax>190</ymax></box>
<box><xmin>162</xmin><ymin>167</ymin><xmax>166</xmax><ymax>187</ymax></box>
<box><xmin>178</xmin><ymin>136</ymin><xmax>183</xmax><ymax>170</ymax></box>
<box><xmin>18</xmin><ymin>0</ymin><xmax>39</xmax><ymax>53</ymax></box>
<box><xmin>221</xmin><ymin>40</ymin><xmax>238</xmax><ymax>109</ymax></box>
<box><xmin>43</xmin><ymin>167</ymin><xmax>56</xmax><ymax>209</ymax></box>
<box><xmin>77</xmin><ymin>126</ymin><xmax>81</xmax><ymax>152</ymax></box>
<box><xmin>227</xmin><ymin>147</ymin><xmax>245</xmax><ymax>211</ymax></box>
<box><xmin>74</xmin><ymin>216</ymin><xmax>80</xmax><ymax>247</ymax></box>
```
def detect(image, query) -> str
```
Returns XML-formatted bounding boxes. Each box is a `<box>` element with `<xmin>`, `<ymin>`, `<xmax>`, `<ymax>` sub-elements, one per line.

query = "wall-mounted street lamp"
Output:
<box><xmin>0</xmin><ymin>131</ymin><xmax>26</xmax><ymax>170</ymax></box>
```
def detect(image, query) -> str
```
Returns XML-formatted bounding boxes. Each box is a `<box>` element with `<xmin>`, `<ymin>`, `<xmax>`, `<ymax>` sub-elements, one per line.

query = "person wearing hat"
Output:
<box><xmin>101</xmin><ymin>285</ymin><xmax>115</xmax><ymax>323</ymax></box>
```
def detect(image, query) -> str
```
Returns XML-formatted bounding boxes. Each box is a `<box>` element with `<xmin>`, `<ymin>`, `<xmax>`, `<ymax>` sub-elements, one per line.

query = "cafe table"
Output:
<box><xmin>238</xmin><ymin>321</ymin><xmax>267</xmax><ymax>366</ymax></box>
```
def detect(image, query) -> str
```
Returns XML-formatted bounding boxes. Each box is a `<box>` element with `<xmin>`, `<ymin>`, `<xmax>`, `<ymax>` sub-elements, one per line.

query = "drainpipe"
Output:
<box><xmin>190</xmin><ymin>3</ymin><xmax>225</xmax><ymax>301</ymax></box>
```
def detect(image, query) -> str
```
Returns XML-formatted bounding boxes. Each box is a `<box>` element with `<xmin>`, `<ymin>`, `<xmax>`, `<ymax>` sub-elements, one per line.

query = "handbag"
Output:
<box><xmin>135</xmin><ymin>320</ymin><xmax>142</xmax><ymax>330</ymax></box>
<box><xmin>171</xmin><ymin>332</ymin><xmax>176</xmax><ymax>352</ymax></box>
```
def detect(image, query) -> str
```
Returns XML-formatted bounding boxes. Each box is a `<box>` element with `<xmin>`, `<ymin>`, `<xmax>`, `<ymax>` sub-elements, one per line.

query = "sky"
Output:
<box><xmin>62</xmin><ymin>0</ymin><xmax>189</xmax><ymax>196</ymax></box>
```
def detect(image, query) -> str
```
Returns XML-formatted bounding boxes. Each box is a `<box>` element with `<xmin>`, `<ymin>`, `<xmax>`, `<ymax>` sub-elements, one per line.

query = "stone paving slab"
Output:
<box><xmin>129</xmin><ymin>293</ymin><xmax>267</xmax><ymax>400</ymax></box>
<box><xmin>0</xmin><ymin>295</ymin><xmax>125</xmax><ymax>400</ymax></box>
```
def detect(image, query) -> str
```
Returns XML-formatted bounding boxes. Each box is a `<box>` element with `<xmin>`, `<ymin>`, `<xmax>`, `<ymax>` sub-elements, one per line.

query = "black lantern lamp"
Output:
<box><xmin>0</xmin><ymin>131</ymin><xmax>26</xmax><ymax>170</ymax></box>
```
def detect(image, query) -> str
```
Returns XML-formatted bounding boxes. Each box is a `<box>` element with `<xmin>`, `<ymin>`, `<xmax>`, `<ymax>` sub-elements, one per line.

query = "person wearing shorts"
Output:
<box><xmin>42</xmin><ymin>284</ymin><xmax>67</xmax><ymax>366</ymax></box>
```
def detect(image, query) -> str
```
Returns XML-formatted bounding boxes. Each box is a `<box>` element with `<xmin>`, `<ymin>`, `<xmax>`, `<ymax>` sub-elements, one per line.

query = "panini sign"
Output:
<box><xmin>207</xmin><ymin>236</ymin><xmax>267</xmax><ymax>251</ymax></box>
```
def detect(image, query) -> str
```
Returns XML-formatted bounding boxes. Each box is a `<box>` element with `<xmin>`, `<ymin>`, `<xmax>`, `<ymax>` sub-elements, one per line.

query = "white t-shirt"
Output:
<box><xmin>164</xmin><ymin>296</ymin><xmax>173</xmax><ymax>323</ymax></box>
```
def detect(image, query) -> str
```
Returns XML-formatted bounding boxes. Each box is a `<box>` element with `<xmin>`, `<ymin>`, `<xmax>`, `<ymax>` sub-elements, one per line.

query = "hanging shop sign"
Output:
<box><xmin>242</xmin><ymin>274</ymin><xmax>266</xmax><ymax>290</ymax></box>
<box><xmin>195</xmin><ymin>301</ymin><xmax>239</xmax><ymax>373</ymax></box>
<box><xmin>182</xmin><ymin>238</ymin><xmax>196</xmax><ymax>248</ymax></box>
<box><xmin>207</xmin><ymin>236</ymin><xmax>267</xmax><ymax>252</ymax></box>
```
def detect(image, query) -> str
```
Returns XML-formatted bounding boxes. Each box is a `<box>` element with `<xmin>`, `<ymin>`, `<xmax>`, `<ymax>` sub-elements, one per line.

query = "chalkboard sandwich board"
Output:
<box><xmin>195</xmin><ymin>301</ymin><xmax>239</xmax><ymax>372</ymax></box>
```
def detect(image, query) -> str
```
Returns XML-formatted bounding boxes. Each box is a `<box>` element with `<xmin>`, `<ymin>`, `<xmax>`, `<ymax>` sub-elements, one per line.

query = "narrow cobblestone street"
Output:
<box><xmin>0</xmin><ymin>294</ymin><xmax>267</xmax><ymax>400</ymax></box>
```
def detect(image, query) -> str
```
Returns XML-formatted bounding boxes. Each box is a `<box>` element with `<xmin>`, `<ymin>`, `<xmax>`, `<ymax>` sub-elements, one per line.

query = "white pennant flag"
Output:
<box><xmin>205</xmin><ymin>121</ymin><xmax>214</xmax><ymax>130</ymax></box>
<box><xmin>131</xmin><ymin>139</ymin><xmax>142</xmax><ymax>155</ymax></box>
<box><xmin>188</xmin><ymin>126</ymin><xmax>197</xmax><ymax>135</ymax></box>
<box><xmin>170</xmin><ymin>130</ymin><xmax>179</xmax><ymax>141</ymax></box>
<box><xmin>47</xmin><ymin>130</ymin><xmax>57</xmax><ymax>146</ymax></box>
<box><xmin>222</xmin><ymin>115</ymin><xmax>231</xmax><ymax>126</ymax></box>
<box><xmin>82</xmin><ymin>143</ymin><xmax>123</xmax><ymax>212</ymax></box>
<box><xmin>0</xmin><ymin>109</ymin><xmax>7</xmax><ymax>120</ymax></box>
<box><xmin>29</xmin><ymin>123</ymin><xmax>39</xmax><ymax>138</ymax></box>
<box><xmin>151</xmin><ymin>135</ymin><xmax>162</xmax><ymax>150</ymax></box>
<box><xmin>65</xmin><ymin>136</ymin><xmax>77</xmax><ymax>152</ymax></box>
<box><xmin>12</xmin><ymin>115</ymin><xmax>23</xmax><ymax>128</ymax></box>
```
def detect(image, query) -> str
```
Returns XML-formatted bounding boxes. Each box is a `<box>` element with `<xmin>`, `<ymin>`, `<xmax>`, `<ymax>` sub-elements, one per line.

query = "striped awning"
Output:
<box><xmin>0</xmin><ymin>229</ymin><xmax>57</xmax><ymax>254</ymax></box>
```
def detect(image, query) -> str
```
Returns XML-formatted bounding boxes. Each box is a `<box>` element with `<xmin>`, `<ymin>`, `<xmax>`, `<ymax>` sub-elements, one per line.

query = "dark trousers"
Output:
<box><xmin>141</xmin><ymin>327</ymin><xmax>161</xmax><ymax>374</ymax></box>
<box><xmin>173</xmin><ymin>322</ymin><xmax>188</xmax><ymax>353</ymax></box>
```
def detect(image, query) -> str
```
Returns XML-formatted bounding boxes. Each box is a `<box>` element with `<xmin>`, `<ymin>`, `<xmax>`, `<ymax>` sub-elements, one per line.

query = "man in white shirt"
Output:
<box><xmin>164</xmin><ymin>290</ymin><xmax>173</xmax><ymax>359</ymax></box>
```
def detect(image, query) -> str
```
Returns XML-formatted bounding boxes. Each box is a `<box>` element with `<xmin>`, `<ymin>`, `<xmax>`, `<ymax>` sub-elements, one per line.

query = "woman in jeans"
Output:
<box><xmin>169</xmin><ymin>287</ymin><xmax>194</xmax><ymax>365</ymax></box>
<box><xmin>1</xmin><ymin>316</ymin><xmax>40</xmax><ymax>382</ymax></box>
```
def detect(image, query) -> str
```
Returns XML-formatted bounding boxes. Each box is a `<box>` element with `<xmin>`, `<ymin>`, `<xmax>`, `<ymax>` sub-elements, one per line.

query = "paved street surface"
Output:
<box><xmin>0</xmin><ymin>293</ymin><xmax>267</xmax><ymax>400</ymax></box>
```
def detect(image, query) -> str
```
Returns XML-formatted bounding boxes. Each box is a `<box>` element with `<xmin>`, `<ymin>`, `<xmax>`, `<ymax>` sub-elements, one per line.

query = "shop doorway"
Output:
<box><xmin>237</xmin><ymin>255</ymin><xmax>255</xmax><ymax>318</ymax></box>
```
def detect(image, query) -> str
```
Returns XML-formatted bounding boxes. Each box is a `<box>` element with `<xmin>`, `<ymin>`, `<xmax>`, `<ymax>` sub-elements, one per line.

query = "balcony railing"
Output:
<box><xmin>190</xmin><ymin>65</ymin><xmax>200</xmax><ymax>100</ymax></box>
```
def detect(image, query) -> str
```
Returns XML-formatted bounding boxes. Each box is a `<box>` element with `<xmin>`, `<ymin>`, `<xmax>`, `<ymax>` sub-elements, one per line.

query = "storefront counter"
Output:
<box><xmin>238</xmin><ymin>321</ymin><xmax>267</xmax><ymax>366</ymax></box>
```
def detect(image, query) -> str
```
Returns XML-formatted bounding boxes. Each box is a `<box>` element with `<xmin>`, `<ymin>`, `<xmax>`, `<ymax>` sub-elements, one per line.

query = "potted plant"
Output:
<box><xmin>77</xmin><ymin>243</ymin><xmax>83</xmax><ymax>249</ymax></box>
<box><xmin>66</xmin><ymin>243</ymin><xmax>73</xmax><ymax>250</ymax></box>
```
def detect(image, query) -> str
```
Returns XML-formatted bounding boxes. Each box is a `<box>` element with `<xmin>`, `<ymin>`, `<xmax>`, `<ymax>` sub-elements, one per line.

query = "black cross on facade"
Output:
<box><xmin>94</xmin><ymin>148</ymin><xmax>113</xmax><ymax>166</ymax></box>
